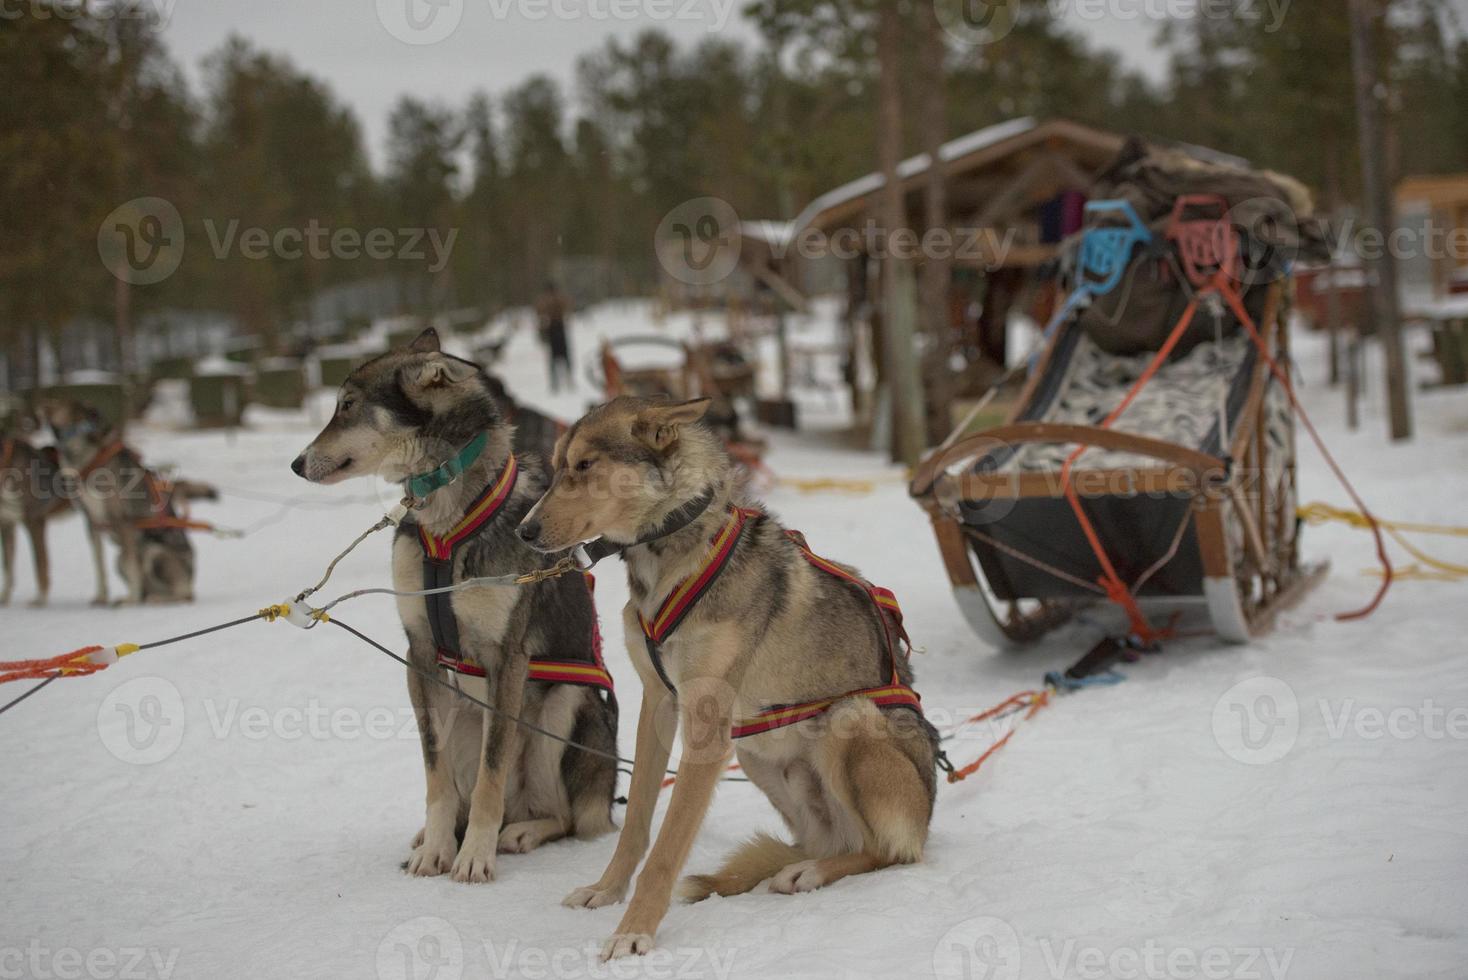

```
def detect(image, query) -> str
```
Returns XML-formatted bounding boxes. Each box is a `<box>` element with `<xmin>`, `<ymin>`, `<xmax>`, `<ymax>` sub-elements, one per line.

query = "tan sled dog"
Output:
<box><xmin>518</xmin><ymin>396</ymin><xmax>938</xmax><ymax>959</ymax></box>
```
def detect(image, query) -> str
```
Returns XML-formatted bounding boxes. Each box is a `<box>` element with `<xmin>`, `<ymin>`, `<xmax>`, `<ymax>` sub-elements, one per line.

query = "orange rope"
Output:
<box><xmin>946</xmin><ymin>688</ymin><xmax>1051</xmax><ymax>783</ymax></box>
<box><xmin>136</xmin><ymin>516</ymin><xmax>219</xmax><ymax>532</ymax></box>
<box><xmin>1221</xmin><ymin>286</ymin><xmax>1394</xmax><ymax>620</ymax></box>
<box><xmin>1057</xmin><ymin>293</ymin><xmax>1205</xmax><ymax>644</ymax></box>
<box><xmin>0</xmin><ymin>646</ymin><xmax>106</xmax><ymax>685</ymax></box>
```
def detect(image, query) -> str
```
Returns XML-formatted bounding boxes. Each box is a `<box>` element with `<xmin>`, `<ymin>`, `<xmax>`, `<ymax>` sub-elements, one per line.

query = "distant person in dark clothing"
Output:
<box><xmin>536</xmin><ymin>281</ymin><xmax>572</xmax><ymax>392</ymax></box>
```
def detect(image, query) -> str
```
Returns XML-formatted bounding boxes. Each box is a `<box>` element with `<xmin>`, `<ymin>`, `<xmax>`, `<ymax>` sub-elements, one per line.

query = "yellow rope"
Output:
<box><xmin>1298</xmin><ymin>502</ymin><xmax>1468</xmax><ymax>537</ymax></box>
<box><xmin>776</xmin><ymin>471</ymin><xmax>911</xmax><ymax>495</ymax></box>
<box><xmin>778</xmin><ymin>476</ymin><xmax>878</xmax><ymax>494</ymax></box>
<box><xmin>1299</xmin><ymin>502</ymin><xmax>1468</xmax><ymax>581</ymax></box>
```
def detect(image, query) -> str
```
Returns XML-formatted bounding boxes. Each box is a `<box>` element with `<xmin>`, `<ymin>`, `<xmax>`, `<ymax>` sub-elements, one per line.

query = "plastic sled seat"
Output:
<box><xmin>912</xmin><ymin>279</ymin><xmax>1326</xmax><ymax>650</ymax></box>
<box><xmin>1038</xmin><ymin>199</ymin><xmax>1155</xmax><ymax>344</ymax></box>
<box><xmin>1166</xmin><ymin>194</ymin><xmax>1238</xmax><ymax>289</ymax></box>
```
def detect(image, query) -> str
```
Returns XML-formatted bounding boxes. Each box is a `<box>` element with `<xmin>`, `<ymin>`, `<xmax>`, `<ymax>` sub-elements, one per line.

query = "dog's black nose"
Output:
<box><xmin>290</xmin><ymin>455</ymin><xmax>306</xmax><ymax>477</ymax></box>
<box><xmin>517</xmin><ymin>519</ymin><xmax>540</xmax><ymax>543</ymax></box>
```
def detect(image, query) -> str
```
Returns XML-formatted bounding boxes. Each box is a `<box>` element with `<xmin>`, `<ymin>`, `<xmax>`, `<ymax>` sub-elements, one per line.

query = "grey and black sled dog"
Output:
<box><xmin>0</xmin><ymin>416</ymin><xmax>66</xmax><ymax>606</ymax></box>
<box><xmin>291</xmin><ymin>328</ymin><xmax>618</xmax><ymax>882</ymax></box>
<box><xmin>518</xmin><ymin>396</ymin><xmax>939</xmax><ymax>959</ymax></box>
<box><xmin>41</xmin><ymin>401</ymin><xmax>203</xmax><ymax>605</ymax></box>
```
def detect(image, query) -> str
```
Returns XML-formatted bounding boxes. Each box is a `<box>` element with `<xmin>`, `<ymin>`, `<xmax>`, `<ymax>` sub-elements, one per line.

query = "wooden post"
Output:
<box><xmin>1348</xmin><ymin>0</ymin><xmax>1412</xmax><ymax>440</ymax></box>
<box><xmin>917</xmin><ymin>0</ymin><xmax>953</xmax><ymax>445</ymax></box>
<box><xmin>1324</xmin><ymin>156</ymin><xmax>1343</xmax><ymax>387</ymax></box>
<box><xmin>876</xmin><ymin>0</ymin><xmax>926</xmax><ymax>466</ymax></box>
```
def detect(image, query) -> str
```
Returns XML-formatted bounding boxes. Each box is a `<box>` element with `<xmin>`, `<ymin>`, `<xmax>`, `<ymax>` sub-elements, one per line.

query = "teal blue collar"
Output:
<box><xmin>406</xmin><ymin>431</ymin><xmax>488</xmax><ymax>501</ymax></box>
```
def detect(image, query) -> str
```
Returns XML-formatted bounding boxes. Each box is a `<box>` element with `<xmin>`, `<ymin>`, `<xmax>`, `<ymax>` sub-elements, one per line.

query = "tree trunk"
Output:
<box><xmin>1348</xmin><ymin>0</ymin><xmax>1412</xmax><ymax>440</ymax></box>
<box><xmin>1324</xmin><ymin>146</ymin><xmax>1343</xmax><ymax>388</ymax></box>
<box><xmin>917</xmin><ymin>0</ymin><xmax>954</xmax><ymax>444</ymax></box>
<box><xmin>115</xmin><ymin>275</ymin><xmax>135</xmax><ymax>421</ymax></box>
<box><xmin>876</xmin><ymin>0</ymin><xmax>926</xmax><ymax>465</ymax></box>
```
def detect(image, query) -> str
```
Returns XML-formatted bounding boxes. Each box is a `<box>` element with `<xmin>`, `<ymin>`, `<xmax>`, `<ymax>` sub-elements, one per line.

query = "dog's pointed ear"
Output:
<box><xmin>408</xmin><ymin>328</ymin><xmax>440</xmax><ymax>354</ymax></box>
<box><xmin>636</xmin><ymin>397</ymin><xmax>711</xmax><ymax>452</ymax></box>
<box><xmin>409</xmin><ymin>354</ymin><xmax>477</xmax><ymax>389</ymax></box>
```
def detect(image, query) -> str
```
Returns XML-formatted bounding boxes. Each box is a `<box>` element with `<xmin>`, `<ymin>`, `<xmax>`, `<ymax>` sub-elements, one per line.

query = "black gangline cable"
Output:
<box><xmin>1</xmin><ymin>609</ymin><xmax>750</xmax><ymax>784</ymax></box>
<box><xmin>0</xmin><ymin>612</ymin><xmax>271</xmax><ymax>718</ymax></box>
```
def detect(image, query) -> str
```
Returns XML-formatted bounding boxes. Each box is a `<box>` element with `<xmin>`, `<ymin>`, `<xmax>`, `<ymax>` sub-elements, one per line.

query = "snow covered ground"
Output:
<box><xmin>3</xmin><ymin>300</ymin><xmax>1466</xmax><ymax>980</ymax></box>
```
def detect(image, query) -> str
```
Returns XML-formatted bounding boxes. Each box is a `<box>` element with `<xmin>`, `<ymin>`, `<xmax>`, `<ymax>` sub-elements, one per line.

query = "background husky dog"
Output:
<box><xmin>519</xmin><ymin>396</ymin><xmax>939</xmax><ymax>959</ymax></box>
<box><xmin>291</xmin><ymin>328</ymin><xmax>618</xmax><ymax>882</ymax></box>
<box><xmin>0</xmin><ymin>407</ymin><xmax>66</xmax><ymax>606</ymax></box>
<box><xmin>41</xmin><ymin>401</ymin><xmax>198</xmax><ymax>605</ymax></box>
<box><xmin>482</xmin><ymin>373</ymin><xmax>565</xmax><ymax>462</ymax></box>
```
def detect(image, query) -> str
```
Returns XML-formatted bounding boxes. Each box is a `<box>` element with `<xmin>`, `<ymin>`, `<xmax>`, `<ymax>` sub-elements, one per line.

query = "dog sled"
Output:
<box><xmin>911</xmin><ymin>150</ymin><xmax>1332</xmax><ymax>648</ymax></box>
<box><xmin>595</xmin><ymin>335</ymin><xmax>770</xmax><ymax>480</ymax></box>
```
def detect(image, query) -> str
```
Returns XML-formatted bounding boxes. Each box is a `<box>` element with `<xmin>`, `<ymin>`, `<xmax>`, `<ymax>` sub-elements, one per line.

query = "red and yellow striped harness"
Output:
<box><xmin>638</xmin><ymin>506</ymin><xmax>921</xmax><ymax>739</ymax></box>
<box><xmin>419</xmin><ymin>453</ymin><xmax>614</xmax><ymax>697</ymax></box>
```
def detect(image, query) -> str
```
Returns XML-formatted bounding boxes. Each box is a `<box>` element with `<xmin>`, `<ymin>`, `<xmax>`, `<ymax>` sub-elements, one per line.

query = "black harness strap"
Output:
<box><xmin>576</xmin><ymin>486</ymin><xmax>717</xmax><ymax>568</ymax></box>
<box><xmin>423</xmin><ymin>556</ymin><xmax>462</xmax><ymax>657</ymax></box>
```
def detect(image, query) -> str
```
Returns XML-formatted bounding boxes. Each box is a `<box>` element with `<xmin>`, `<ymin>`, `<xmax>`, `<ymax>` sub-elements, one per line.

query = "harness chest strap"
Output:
<box><xmin>418</xmin><ymin>453</ymin><xmax>614</xmax><ymax>696</ymax></box>
<box><xmin>435</xmin><ymin>642</ymin><xmax>614</xmax><ymax>695</ymax></box>
<box><xmin>638</xmin><ymin>506</ymin><xmax>921</xmax><ymax>738</ymax></box>
<box><xmin>72</xmin><ymin>440</ymin><xmax>202</xmax><ymax>532</ymax></box>
<box><xmin>77</xmin><ymin>439</ymin><xmax>128</xmax><ymax>480</ymax></box>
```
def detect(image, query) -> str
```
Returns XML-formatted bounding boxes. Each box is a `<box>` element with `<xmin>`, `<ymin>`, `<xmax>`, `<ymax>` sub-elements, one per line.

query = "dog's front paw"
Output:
<box><xmin>90</xmin><ymin>595</ymin><xmax>110</xmax><ymax>607</ymax></box>
<box><xmin>406</xmin><ymin>835</ymin><xmax>457</xmax><ymax>877</ymax></box>
<box><xmin>27</xmin><ymin>596</ymin><xmax>47</xmax><ymax>609</ymax></box>
<box><xmin>563</xmin><ymin>881</ymin><xmax>627</xmax><ymax>909</ymax></box>
<box><xmin>600</xmin><ymin>933</ymin><xmax>655</xmax><ymax>961</ymax></box>
<box><xmin>449</xmin><ymin>832</ymin><xmax>497</xmax><ymax>884</ymax></box>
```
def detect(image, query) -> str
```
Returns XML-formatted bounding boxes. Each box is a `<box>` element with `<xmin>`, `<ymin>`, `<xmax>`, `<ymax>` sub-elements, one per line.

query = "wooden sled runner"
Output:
<box><xmin>912</xmin><ymin>263</ymin><xmax>1327</xmax><ymax>649</ymax></box>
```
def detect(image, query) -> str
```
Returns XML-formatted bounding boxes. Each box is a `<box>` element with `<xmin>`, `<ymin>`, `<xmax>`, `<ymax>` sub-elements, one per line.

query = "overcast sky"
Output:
<box><xmin>157</xmin><ymin>0</ymin><xmax>1173</xmax><ymax>169</ymax></box>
